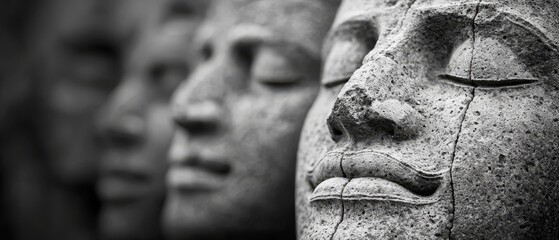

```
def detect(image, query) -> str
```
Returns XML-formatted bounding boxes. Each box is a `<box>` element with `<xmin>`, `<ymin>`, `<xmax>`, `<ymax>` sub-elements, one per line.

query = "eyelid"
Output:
<box><xmin>443</xmin><ymin>36</ymin><xmax>541</xmax><ymax>89</ymax></box>
<box><xmin>251</xmin><ymin>46</ymin><xmax>302</xmax><ymax>85</ymax></box>
<box><xmin>439</xmin><ymin>74</ymin><xmax>539</xmax><ymax>88</ymax></box>
<box><xmin>323</xmin><ymin>77</ymin><xmax>351</xmax><ymax>88</ymax></box>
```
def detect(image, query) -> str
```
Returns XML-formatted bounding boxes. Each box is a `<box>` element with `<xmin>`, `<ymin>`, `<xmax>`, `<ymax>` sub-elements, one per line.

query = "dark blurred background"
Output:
<box><xmin>0</xmin><ymin>1</ymin><xmax>187</xmax><ymax>239</ymax></box>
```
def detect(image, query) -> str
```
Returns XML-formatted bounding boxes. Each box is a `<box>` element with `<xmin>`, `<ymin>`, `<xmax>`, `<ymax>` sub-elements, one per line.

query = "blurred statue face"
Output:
<box><xmin>297</xmin><ymin>0</ymin><xmax>559</xmax><ymax>239</ymax></box>
<box><xmin>40</xmin><ymin>0</ymin><xmax>165</xmax><ymax>186</ymax></box>
<box><xmin>164</xmin><ymin>0</ymin><xmax>339</xmax><ymax>239</ymax></box>
<box><xmin>97</xmin><ymin>19</ymin><xmax>205</xmax><ymax>240</ymax></box>
<box><xmin>40</xmin><ymin>0</ymin><xmax>121</xmax><ymax>185</ymax></box>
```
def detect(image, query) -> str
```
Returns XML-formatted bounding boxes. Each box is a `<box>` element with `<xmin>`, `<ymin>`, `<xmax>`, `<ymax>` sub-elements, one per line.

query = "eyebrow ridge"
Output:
<box><xmin>229</xmin><ymin>24</ymin><xmax>315</xmax><ymax>54</ymax></box>
<box><xmin>323</xmin><ymin>16</ymin><xmax>378</xmax><ymax>60</ymax></box>
<box><xmin>417</xmin><ymin>2</ymin><xmax>558</xmax><ymax>53</ymax></box>
<box><xmin>413</xmin><ymin>2</ymin><xmax>559</xmax><ymax>56</ymax></box>
<box><xmin>330</xmin><ymin>15</ymin><xmax>377</xmax><ymax>41</ymax></box>
<box><xmin>229</xmin><ymin>24</ymin><xmax>320</xmax><ymax>63</ymax></box>
<box><xmin>501</xmin><ymin>12</ymin><xmax>559</xmax><ymax>53</ymax></box>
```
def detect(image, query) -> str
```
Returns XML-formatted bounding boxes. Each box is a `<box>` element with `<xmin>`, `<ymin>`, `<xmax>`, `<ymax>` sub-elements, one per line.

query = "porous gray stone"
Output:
<box><xmin>296</xmin><ymin>0</ymin><xmax>559</xmax><ymax>239</ymax></box>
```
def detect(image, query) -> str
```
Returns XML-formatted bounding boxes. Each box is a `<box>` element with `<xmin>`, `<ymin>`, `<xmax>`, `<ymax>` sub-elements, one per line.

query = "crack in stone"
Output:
<box><xmin>328</xmin><ymin>153</ymin><xmax>348</xmax><ymax>240</ymax></box>
<box><xmin>448</xmin><ymin>1</ymin><xmax>482</xmax><ymax>239</ymax></box>
<box><xmin>327</xmin><ymin>1</ymin><xmax>419</xmax><ymax>239</ymax></box>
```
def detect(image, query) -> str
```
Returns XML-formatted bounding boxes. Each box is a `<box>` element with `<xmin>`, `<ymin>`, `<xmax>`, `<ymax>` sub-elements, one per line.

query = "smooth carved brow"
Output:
<box><xmin>323</xmin><ymin>17</ymin><xmax>378</xmax><ymax>59</ymax></box>
<box><xmin>502</xmin><ymin>14</ymin><xmax>559</xmax><ymax>53</ymax></box>
<box><xmin>230</xmin><ymin>24</ymin><xmax>321</xmax><ymax>60</ymax></box>
<box><xmin>330</xmin><ymin>20</ymin><xmax>378</xmax><ymax>47</ymax></box>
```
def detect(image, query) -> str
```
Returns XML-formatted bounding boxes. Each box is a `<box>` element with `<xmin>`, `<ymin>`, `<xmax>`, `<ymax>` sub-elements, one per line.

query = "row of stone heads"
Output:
<box><xmin>3</xmin><ymin>0</ymin><xmax>558</xmax><ymax>240</ymax></box>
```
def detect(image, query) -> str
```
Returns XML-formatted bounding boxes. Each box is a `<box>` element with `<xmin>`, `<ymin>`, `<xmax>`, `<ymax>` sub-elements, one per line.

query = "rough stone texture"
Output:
<box><xmin>297</xmin><ymin>0</ymin><xmax>559</xmax><ymax>239</ymax></box>
<box><xmin>164</xmin><ymin>0</ymin><xmax>340</xmax><ymax>239</ymax></box>
<box><xmin>96</xmin><ymin>1</ymin><xmax>209</xmax><ymax>240</ymax></box>
<box><xmin>451</xmin><ymin>1</ymin><xmax>559</xmax><ymax>239</ymax></box>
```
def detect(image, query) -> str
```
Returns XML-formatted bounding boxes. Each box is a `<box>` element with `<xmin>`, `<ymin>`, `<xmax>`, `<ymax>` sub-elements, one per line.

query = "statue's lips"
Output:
<box><xmin>97</xmin><ymin>169</ymin><xmax>149</xmax><ymax>203</ymax></box>
<box><xmin>167</xmin><ymin>167</ymin><xmax>227</xmax><ymax>193</ymax></box>
<box><xmin>168</xmin><ymin>156</ymin><xmax>231</xmax><ymax>193</ymax></box>
<box><xmin>307</xmin><ymin>150</ymin><xmax>446</xmax><ymax>204</ymax></box>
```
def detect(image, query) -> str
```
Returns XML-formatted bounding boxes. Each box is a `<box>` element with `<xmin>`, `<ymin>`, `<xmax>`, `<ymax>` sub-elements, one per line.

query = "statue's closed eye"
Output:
<box><xmin>251</xmin><ymin>46</ymin><xmax>304</xmax><ymax>86</ymax></box>
<box><xmin>441</xmin><ymin>37</ymin><xmax>539</xmax><ymax>88</ymax></box>
<box><xmin>148</xmin><ymin>62</ymin><xmax>187</xmax><ymax>94</ymax></box>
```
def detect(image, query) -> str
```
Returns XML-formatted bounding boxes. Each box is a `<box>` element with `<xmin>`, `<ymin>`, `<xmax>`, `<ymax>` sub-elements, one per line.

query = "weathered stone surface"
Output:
<box><xmin>164</xmin><ymin>0</ymin><xmax>339</xmax><ymax>239</ymax></box>
<box><xmin>96</xmin><ymin>2</ymin><xmax>209</xmax><ymax>239</ymax></box>
<box><xmin>297</xmin><ymin>0</ymin><xmax>559</xmax><ymax>239</ymax></box>
<box><xmin>451</xmin><ymin>1</ymin><xmax>559</xmax><ymax>239</ymax></box>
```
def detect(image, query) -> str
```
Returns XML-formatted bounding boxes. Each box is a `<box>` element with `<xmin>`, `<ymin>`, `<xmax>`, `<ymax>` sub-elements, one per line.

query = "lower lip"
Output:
<box><xmin>310</xmin><ymin>177</ymin><xmax>441</xmax><ymax>205</ymax></box>
<box><xmin>97</xmin><ymin>177</ymin><xmax>146</xmax><ymax>204</ymax></box>
<box><xmin>167</xmin><ymin>167</ymin><xmax>225</xmax><ymax>193</ymax></box>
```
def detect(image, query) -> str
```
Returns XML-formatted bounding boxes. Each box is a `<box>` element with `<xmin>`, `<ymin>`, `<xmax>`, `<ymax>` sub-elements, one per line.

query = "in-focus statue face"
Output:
<box><xmin>97</xmin><ymin>19</ymin><xmax>204</xmax><ymax>240</ymax></box>
<box><xmin>296</xmin><ymin>0</ymin><xmax>559</xmax><ymax>239</ymax></box>
<box><xmin>164</xmin><ymin>0</ymin><xmax>338</xmax><ymax>239</ymax></box>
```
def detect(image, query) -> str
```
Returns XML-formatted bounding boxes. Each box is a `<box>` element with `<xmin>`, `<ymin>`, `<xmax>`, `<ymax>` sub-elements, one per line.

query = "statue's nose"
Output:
<box><xmin>326</xmin><ymin>84</ymin><xmax>423</xmax><ymax>143</ymax></box>
<box><xmin>99</xmin><ymin>112</ymin><xmax>145</xmax><ymax>148</ymax></box>
<box><xmin>172</xmin><ymin>100</ymin><xmax>222</xmax><ymax>136</ymax></box>
<box><xmin>97</xmin><ymin>81</ymin><xmax>146</xmax><ymax>148</ymax></box>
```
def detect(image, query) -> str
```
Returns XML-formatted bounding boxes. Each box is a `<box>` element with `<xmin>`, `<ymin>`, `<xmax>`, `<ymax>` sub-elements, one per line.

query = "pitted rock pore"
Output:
<box><xmin>298</xmin><ymin>0</ymin><xmax>559</xmax><ymax>239</ymax></box>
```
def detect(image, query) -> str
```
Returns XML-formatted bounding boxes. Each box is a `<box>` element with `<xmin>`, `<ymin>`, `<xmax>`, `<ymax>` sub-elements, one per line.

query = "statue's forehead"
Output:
<box><xmin>332</xmin><ymin>0</ymin><xmax>388</xmax><ymax>27</ymax></box>
<box><xmin>237</xmin><ymin>0</ymin><xmax>322</xmax><ymax>24</ymax></box>
<box><xmin>210</xmin><ymin>0</ymin><xmax>329</xmax><ymax>32</ymax></box>
<box><xmin>211</xmin><ymin>0</ymin><xmax>336</xmax><ymax>56</ymax></box>
<box><xmin>334</xmin><ymin>0</ymin><xmax>558</xmax><ymax>46</ymax></box>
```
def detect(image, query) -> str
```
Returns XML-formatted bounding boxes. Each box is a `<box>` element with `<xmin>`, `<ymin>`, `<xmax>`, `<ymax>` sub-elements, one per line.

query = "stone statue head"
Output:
<box><xmin>296</xmin><ymin>0</ymin><xmax>559</xmax><ymax>239</ymax></box>
<box><xmin>37</xmin><ymin>0</ymin><xmax>123</xmax><ymax>186</ymax></box>
<box><xmin>96</xmin><ymin>1</ymin><xmax>209</xmax><ymax>239</ymax></box>
<box><xmin>163</xmin><ymin>0</ymin><xmax>339</xmax><ymax>239</ymax></box>
<box><xmin>36</xmin><ymin>0</ymin><xmax>170</xmax><ymax>187</ymax></box>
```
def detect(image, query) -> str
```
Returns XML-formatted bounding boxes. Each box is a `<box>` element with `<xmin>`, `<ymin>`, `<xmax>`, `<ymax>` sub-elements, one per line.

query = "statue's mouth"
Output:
<box><xmin>306</xmin><ymin>150</ymin><xmax>447</xmax><ymax>204</ymax></box>
<box><xmin>167</xmin><ymin>157</ymin><xmax>231</xmax><ymax>193</ymax></box>
<box><xmin>97</xmin><ymin>168</ymin><xmax>150</xmax><ymax>203</ymax></box>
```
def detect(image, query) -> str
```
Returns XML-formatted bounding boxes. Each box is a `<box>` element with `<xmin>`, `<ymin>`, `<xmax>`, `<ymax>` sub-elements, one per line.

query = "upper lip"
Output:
<box><xmin>100</xmin><ymin>168</ymin><xmax>149</xmax><ymax>183</ymax></box>
<box><xmin>307</xmin><ymin>149</ymin><xmax>447</xmax><ymax>204</ymax></box>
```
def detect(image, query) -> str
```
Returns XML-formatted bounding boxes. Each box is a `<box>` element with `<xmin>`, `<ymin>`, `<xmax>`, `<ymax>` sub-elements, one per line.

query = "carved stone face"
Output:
<box><xmin>296</xmin><ymin>0</ymin><xmax>559</xmax><ymax>239</ymax></box>
<box><xmin>39</xmin><ymin>0</ymin><xmax>169</xmax><ymax>186</ymax></box>
<box><xmin>164</xmin><ymin>0</ymin><xmax>338</xmax><ymax>239</ymax></box>
<box><xmin>97</xmin><ymin>19</ymin><xmax>204</xmax><ymax>240</ymax></box>
<box><xmin>39</xmin><ymin>0</ymin><xmax>122</xmax><ymax>185</ymax></box>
